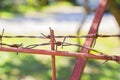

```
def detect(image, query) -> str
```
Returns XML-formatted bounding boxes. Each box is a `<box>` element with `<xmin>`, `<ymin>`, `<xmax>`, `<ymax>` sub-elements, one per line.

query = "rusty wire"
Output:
<box><xmin>0</xmin><ymin>29</ymin><xmax>119</xmax><ymax>56</ymax></box>
<box><xmin>0</xmin><ymin>29</ymin><xmax>120</xmax><ymax>63</ymax></box>
<box><xmin>0</xmin><ymin>41</ymin><xmax>120</xmax><ymax>63</ymax></box>
<box><xmin>0</xmin><ymin>45</ymin><xmax>120</xmax><ymax>63</ymax></box>
<box><xmin>0</xmin><ymin>42</ymin><xmax>103</xmax><ymax>54</ymax></box>
<box><xmin>1</xmin><ymin>34</ymin><xmax>120</xmax><ymax>39</ymax></box>
<box><xmin>1</xmin><ymin>28</ymin><xmax>120</xmax><ymax>40</ymax></box>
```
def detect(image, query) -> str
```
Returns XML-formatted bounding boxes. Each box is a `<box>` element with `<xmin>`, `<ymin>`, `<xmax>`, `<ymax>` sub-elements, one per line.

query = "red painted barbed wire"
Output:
<box><xmin>0</xmin><ymin>46</ymin><xmax>120</xmax><ymax>63</ymax></box>
<box><xmin>1</xmin><ymin>34</ymin><xmax>120</xmax><ymax>39</ymax></box>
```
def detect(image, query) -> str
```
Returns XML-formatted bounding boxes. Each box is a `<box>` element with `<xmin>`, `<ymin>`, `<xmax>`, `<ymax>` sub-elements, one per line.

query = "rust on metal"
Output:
<box><xmin>2</xmin><ymin>34</ymin><xmax>120</xmax><ymax>39</ymax></box>
<box><xmin>70</xmin><ymin>0</ymin><xmax>109</xmax><ymax>80</ymax></box>
<box><xmin>50</xmin><ymin>28</ymin><xmax>56</xmax><ymax>80</ymax></box>
<box><xmin>0</xmin><ymin>47</ymin><xmax>120</xmax><ymax>63</ymax></box>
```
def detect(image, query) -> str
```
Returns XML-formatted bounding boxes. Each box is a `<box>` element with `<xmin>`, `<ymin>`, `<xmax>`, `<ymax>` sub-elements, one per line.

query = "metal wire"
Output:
<box><xmin>25</xmin><ymin>43</ymin><xmax>50</xmax><ymax>48</ymax></box>
<box><xmin>0</xmin><ymin>41</ymin><xmax>103</xmax><ymax>55</ymax></box>
<box><xmin>0</xmin><ymin>29</ymin><xmax>120</xmax><ymax>63</ymax></box>
<box><xmin>1</xmin><ymin>34</ymin><xmax>120</xmax><ymax>39</ymax></box>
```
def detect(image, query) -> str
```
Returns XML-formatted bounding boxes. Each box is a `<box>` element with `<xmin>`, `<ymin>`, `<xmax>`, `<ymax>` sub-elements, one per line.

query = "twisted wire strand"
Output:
<box><xmin>0</xmin><ymin>29</ymin><xmax>120</xmax><ymax>63</ymax></box>
<box><xmin>0</xmin><ymin>42</ymin><xmax>120</xmax><ymax>63</ymax></box>
<box><xmin>0</xmin><ymin>42</ymin><xmax>103</xmax><ymax>54</ymax></box>
<box><xmin>1</xmin><ymin>34</ymin><xmax>120</xmax><ymax>39</ymax></box>
<box><xmin>25</xmin><ymin>43</ymin><xmax>50</xmax><ymax>48</ymax></box>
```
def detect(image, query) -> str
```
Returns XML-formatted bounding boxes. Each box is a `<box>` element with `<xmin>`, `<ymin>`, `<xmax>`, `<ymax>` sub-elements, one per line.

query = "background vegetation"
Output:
<box><xmin>0</xmin><ymin>0</ymin><xmax>77</xmax><ymax>18</ymax></box>
<box><xmin>0</xmin><ymin>0</ymin><xmax>120</xmax><ymax>80</ymax></box>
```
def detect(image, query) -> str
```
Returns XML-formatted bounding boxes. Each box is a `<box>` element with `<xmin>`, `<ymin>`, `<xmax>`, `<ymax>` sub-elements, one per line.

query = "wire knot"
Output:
<box><xmin>112</xmin><ymin>56</ymin><xmax>120</xmax><ymax>64</ymax></box>
<box><xmin>92</xmin><ymin>33</ymin><xmax>98</xmax><ymax>38</ymax></box>
<box><xmin>55</xmin><ymin>41</ymin><xmax>62</xmax><ymax>46</ymax></box>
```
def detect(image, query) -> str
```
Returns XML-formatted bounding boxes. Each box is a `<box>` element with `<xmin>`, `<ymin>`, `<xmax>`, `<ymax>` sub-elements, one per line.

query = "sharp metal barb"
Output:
<box><xmin>41</xmin><ymin>33</ymin><xmax>49</xmax><ymax>39</ymax></box>
<box><xmin>101</xmin><ymin>54</ymin><xmax>111</xmax><ymax>64</ymax></box>
<box><xmin>16</xmin><ymin>43</ymin><xmax>23</xmax><ymax>55</ymax></box>
<box><xmin>25</xmin><ymin>43</ymin><xmax>50</xmax><ymax>48</ymax></box>
<box><xmin>102</xmin><ymin>60</ymin><xmax>109</xmax><ymax>64</ymax></box>
<box><xmin>0</xmin><ymin>28</ymin><xmax>5</xmax><ymax>47</ymax></box>
<box><xmin>61</xmin><ymin>36</ymin><xmax>66</xmax><ymax>48</ymax></box>
<box><xmin>2</xmin><ymin>28</ymin><xmax>5</xmax><ymax>37</ymax></box>
<box><xmin>63</xmin><ymin>42</ymin><xmax>103</xmax><ymax>54</ymax></box>
<box><xmin>92</xmin><ymin>33</ymin><xmax>98</xmax><ymax>48</ymax></box>
<box><xmin>92</xmin><ymin>39</ymin><xmax>96</xmax><ymax>48</ymax></box>
<box><xmin>11</xmin><ymin>43</ymin><xmax>23</xmax><ymax>55</ymax></box>
<box><xmin>0</xmin><ymin>43</ymin><xmax>11</xmax><ymax>47</ymax></box>
<box><xmin>55</xmin><ymin>45</ymin><xmax>58</xmax><ymax>51</ymax></box>
<box><xmin>16</xmin><ymin>48</ymin><xmax>19</xmax><ymax>55</ymax></box>
<box><xmin>54</xmin><ymin>37</ymin><xmax>57</xmax><ymax>51</ymax></box>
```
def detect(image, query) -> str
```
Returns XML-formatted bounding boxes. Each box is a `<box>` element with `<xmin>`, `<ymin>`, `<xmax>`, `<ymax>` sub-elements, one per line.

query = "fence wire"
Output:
<box><xmin>0</xmin><ymin>29</ymin><xmax>120</xmax><ymax>63</ymax></box>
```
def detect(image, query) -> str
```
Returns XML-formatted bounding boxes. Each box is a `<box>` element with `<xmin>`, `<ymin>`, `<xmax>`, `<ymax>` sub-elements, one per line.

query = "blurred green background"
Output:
<box><xmin>0</xmin><ymin>0</ymin><xmax>120</xmax><ymax>80</ymax></box>
<box><xmin>0</xmin><ymin>0</ymin><xmax>76</xmax><ymax>18</ymax></box>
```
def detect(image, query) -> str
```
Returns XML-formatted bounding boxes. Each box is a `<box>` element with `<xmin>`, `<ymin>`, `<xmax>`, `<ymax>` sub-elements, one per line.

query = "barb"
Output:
<box><xmin>25</xmin><ymin>43</ymin><xmax>50</xmax><ymax>48</ymax></box>
<box><xmin>41</xmin><ymin>33</ymin><xmax>50</xmax><ymax>39</ymax></box>
<box><xmin>62</xmin><ymin>42</ymin><xmax>103</xmax><ymax>54</ymax></box>
<box><xmin>101</xmin><ymin>54</ymin><xmax>110</xmax><ymax>64</ymax></box>
<box><xmin>0</xmin><ymin>43</ymin><xmax>23</xmax><ymax>48</ymax></box>
<box><xmin>102</xmin><ymin>60</ymin><xmax>109</xmax><ymax>64</ymax></box>
<box><xmin>92</xmin><ymin>33</ymin><xmax>98</xmax><ymax>48</ymax></box>
<box><xmin>61</xmin><ymin>36</ymin><xmax>66</xmax><ymax>48</ymax></box>
<box><xmin>0</xmin><ymin>29</ymin><xmax>5</xmax><ymax>47</ymax></box>
<box><xmin>0</xmin><ymin>43</ymin><xmax>23</xmax><ymax>55</ymax></box>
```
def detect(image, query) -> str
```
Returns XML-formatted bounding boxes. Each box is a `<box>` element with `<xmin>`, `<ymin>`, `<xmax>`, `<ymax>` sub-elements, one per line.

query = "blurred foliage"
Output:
<box><xmin>81</xmin><ymin>60</ymin><xmax>120</xmax><ymax>80</ymax></box>
<box><xmin>0</xmin><ymin>0</ymin><xmax>120</xmax><ymax>80</ymax></box>
<box><xmin>0</xmin><ymin>0</ymin><xmax>120</xmax><ymax>14</ymax></box>
<box><xmin>108</xmin><ymin>0</ymin><xmax>120</xmax><ymax>27</ymax></box>
<box><xmin>0</xmin><ymin>0</ymin><xmax>75</xmax><ymax>15</ymax></box>
<box><xmin>0</xmin><ymin>0</ymin><xmax>42</xmax><ymax>14</ymax></box>
<box><xmin>0</xmin><ymin>0</ymin><xmax>76</xmax><ymax>18</ymax></box>
<box><xmin>41</xmin><ymin>1</ymin><xmax>73</xmax><ymax>12</ymax></box>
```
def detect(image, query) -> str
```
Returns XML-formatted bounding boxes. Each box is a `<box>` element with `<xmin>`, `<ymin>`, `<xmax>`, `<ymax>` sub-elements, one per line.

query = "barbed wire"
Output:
<box><xmin>1</xmin><ymin>34</ymin><xmax>120</xmax><ymax>39</ymax></box>
<box><xmin>0</xmin><ymin>42</ymin><xmax>103</xmax><ymax>54</ymax></box>
<box><xmin>0</xmin><ymin>29</ymin><xmax>119</xmax><ymax>56</ymax></box>
<box><xmin>0</xmin><ymin>29</ymin><xmax>120</xmax><ymax>63</ymax></box>
<box><xmin>0</xmin><ymin>28</ymin><xmax>120</xmax><ymax>40</ymax></box>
